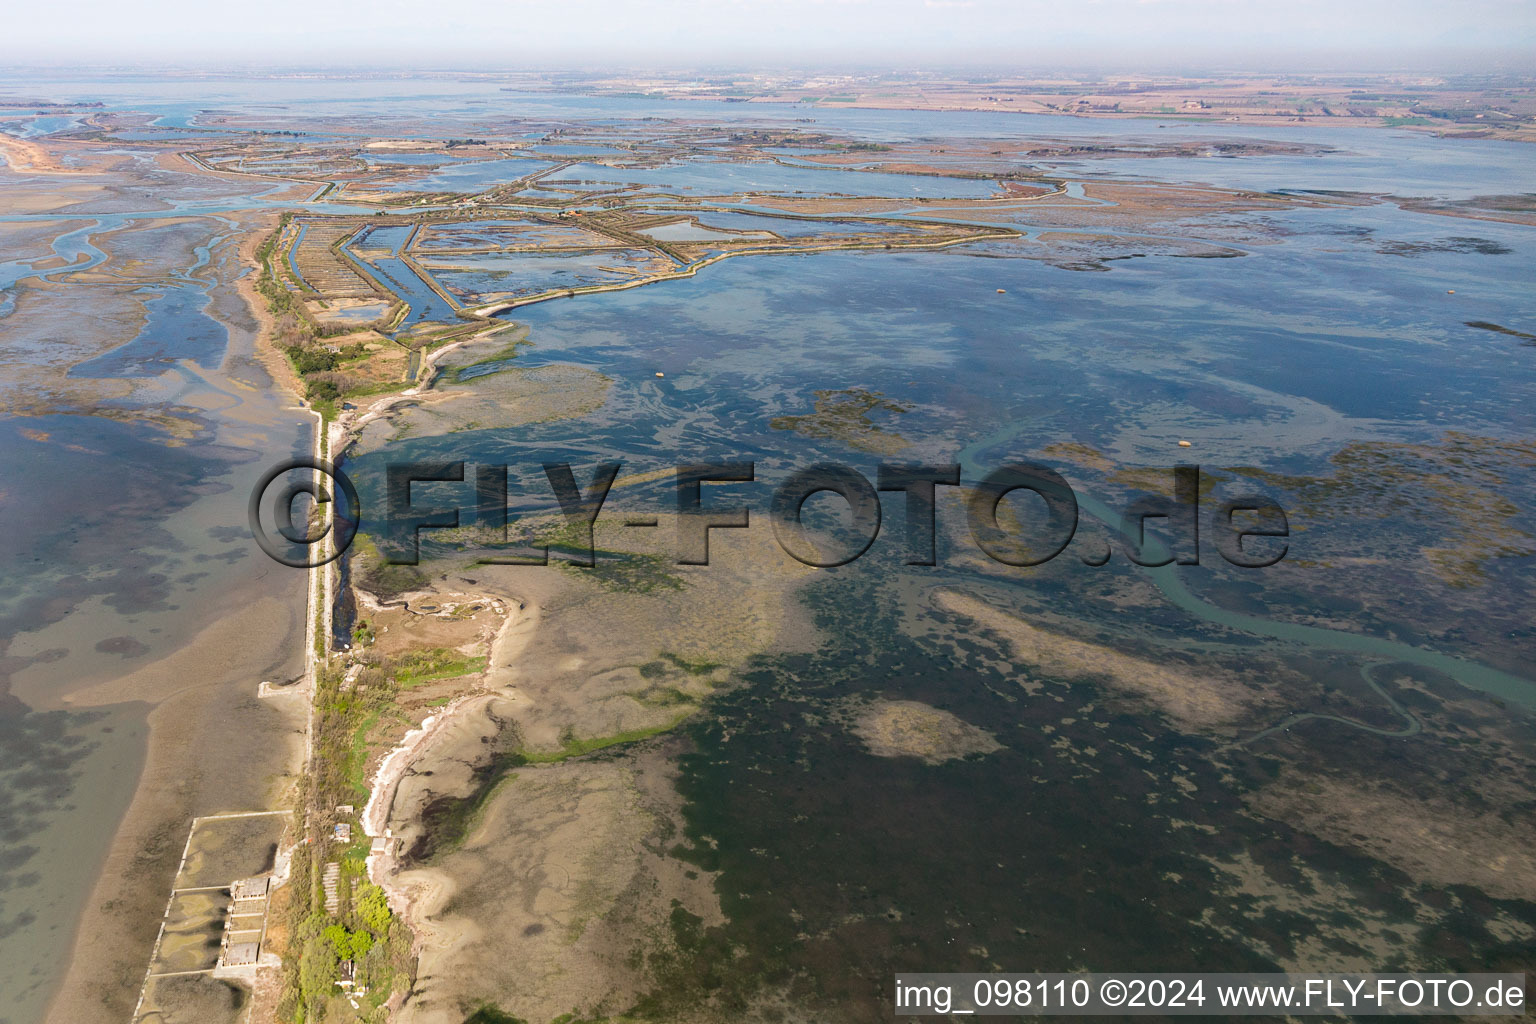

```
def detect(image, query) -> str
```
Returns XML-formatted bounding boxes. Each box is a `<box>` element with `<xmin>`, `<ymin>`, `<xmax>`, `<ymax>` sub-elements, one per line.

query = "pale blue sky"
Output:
<box><xmin>4</xmin><ymin>0</ymin><xmax>1534</xmax><ymax>65</ymax></box>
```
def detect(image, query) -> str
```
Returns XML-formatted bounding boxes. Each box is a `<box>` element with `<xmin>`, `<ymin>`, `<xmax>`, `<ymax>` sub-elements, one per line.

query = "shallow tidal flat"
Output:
<box><xmin>342</xmin><ymin>505</ymin><xmax>818</xmax><ymax>1021</ymax></box>
<box><xmin>0</xmin><ymin>144</ymin><xmax>310</xmax><ymax>1024</ymax></box>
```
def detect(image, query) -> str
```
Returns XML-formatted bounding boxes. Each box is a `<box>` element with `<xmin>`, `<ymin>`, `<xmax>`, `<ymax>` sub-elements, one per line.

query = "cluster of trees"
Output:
<box><xmin>288</xmin><ymin>879</ymin><xmax>412</xmax><ymax>1022</ymax></box>
<box><xmin>322</xmin><ymin>921</ymin><xmax>374</xmax><ymax>961</ymax></box>
<box><xmin>286</xmin><ymin>341</ymin><xmax>340</xmax><ymax>375</ymax></box>
<box><xmin>282</xmin><ymin>336</ymin><xmax>370</xmax><ymax>405</ymax></box>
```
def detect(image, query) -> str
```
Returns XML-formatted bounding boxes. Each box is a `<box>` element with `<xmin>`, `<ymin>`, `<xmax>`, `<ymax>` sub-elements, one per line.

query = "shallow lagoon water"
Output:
<box><xmin>12</xmin><ymin>72</ymin><xmax>1532</xmax><ymax>198</ymax></box>
<box><xmin>364</xmin><ymin>202</ymin><xmax>1535</xmax><ymax>629</ymax></box>
<box><xmin>555</xmin><ymin>157</ymin><xmax>1004</xmax><ymax>198</ymax></box>
<box><xmin>0</xmin><ymin>703</ymin><xmax>146</xmax><ymax>1024</ymax></box>
<box><xmin>347</xmin><ymin>196</ymin><xmax>1536</xmax><ymax>1012</ymax></box>
<box><xmin>0</xmin><ymin>156</ymin><xmax>313</xmax><ymax>1020</ymax></box>
<box><xmin>68</xmin><ymin>284</ymin><xmax>229</xmax><ymax>377</ymax></box>
<box><xmin>428</xmin><ymin>248</ymin><xmax>671</xmax><ymax>301</ymax></box>
<box><xmin>368</xmin><ymin>156</ymin><xmax>559</xmax><ymax>192</ymax></box>
<box><xmin>3</xmin><ymin>116</ymin><xmax>83</xmax><ymax>138</ymax></box>
<box><xmin>675</xmin><ymin>208</ymin><xmax>919</xmax><ymax>237</ymax></box>
<box><xmin>639</xmin><ymin>220</ymin><xmax>774</xmax><ymax>242</ymax></box>
<box><xmin>352</xmin><ymin>223</ymin><xmax>414</xmax><ymax>252</ymax></box>
<box><xmin>0</xmin><ymin>402</ymin><xmax>310</xmax><ymax>1024</ymax></box>
<box><xmin>1035</xmin><ymin>133</ymin><xmax>1536</xmax><ymax>197</ymax></box>
<box><xmin>526</xmin><ymin>142</ymin><xmax>630</xmax><ymax>157</ymax></box>
<box><xmin>360</xmin><ymin>252</ymin><xmax>462</xmax><ymax>327</ymax></box>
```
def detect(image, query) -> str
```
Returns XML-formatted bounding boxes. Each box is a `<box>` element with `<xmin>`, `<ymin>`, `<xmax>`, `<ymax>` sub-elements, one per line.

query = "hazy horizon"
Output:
<box><xmin>3</xmin><ymin>0</ymin><xmax>1534</xmax><ymax>70</ymax></box>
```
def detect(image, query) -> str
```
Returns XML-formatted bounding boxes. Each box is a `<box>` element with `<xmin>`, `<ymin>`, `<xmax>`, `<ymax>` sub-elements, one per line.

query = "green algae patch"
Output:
<box><xmin>1230</xmin><ymin>432</ymin><xmax>1536</xmax><ymax>587</ymax></box>
<box><xmin>769</xmin><ymin>387</ymin><xmax>913</xmax><ymax>455</ymax></box>
<box><xmin>392</xmin><ymin>648</ymin><xmax>489</xmax><ymax>689</ymax></box>
<box><xmin>350</xmin><ymin>532</ymin><xmax>430</xmax><ymax>601</ymax></box>
<box><xmin>409</xmin><ymin>717</ymin><xmax>692</xmax><ymax>865</ymax></box>
<box><xmin>1466</xmin><ymin>320</ymin><xmax>1536</xmax><ymax>344</ymax></box>
<box><xmin>522</xmin><ymin>715</ymin><xmax>694</xmax><ymax>765</ymax></box>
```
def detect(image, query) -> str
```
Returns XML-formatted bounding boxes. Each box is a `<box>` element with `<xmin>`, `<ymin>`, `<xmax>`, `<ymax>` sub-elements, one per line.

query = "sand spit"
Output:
<box><xmin>343</xmin><ymin>587</ymin><xmax>528</xmax><ymax>954</ymax></box>
<box><xmin>850</xmin><ymin>698</ymin><xmax>1003</xmax><ymax>764</ymax></box>
<box><xmin>933</xmin><ymin>588</ymin><xmax>1256</xmax><ymax>730</ymax></box>
<box><xmin>332</xmin><ymin>321</ymin><xmax>522</xmax><ymax>446</ymax></box>
<box><xmin>1249</xmin><ymin>774</ymin><xmax>1536</xmax><ymax>902</ymax></box>
<box><xmin>0</xmin><ymin>131</ymin><xmax>93</xmax><ymax>175</ymax></box>
<box><xmin>363</xmin><ymin>693</ymin><xmax>494</xmax><ymax>877</ymax></box>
